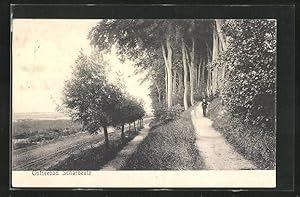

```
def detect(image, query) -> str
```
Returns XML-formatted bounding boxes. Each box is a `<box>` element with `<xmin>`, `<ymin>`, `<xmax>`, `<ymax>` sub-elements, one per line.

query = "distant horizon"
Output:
<box><xmin>12</xmin><ymin>110</ymin><xmax>153</xmax><ymax>121</ymax></box>
<box><xmin>13</xmin><ymin>111</ymin><xmax>153</xmax><ymax>116</ymax></box>
<box><xmin>13</xmin><ymin>111</ymin><xmax>67</xmax><ymax>114</ymax></box>
<box><xmin>12</xmin><ymin>111</ymin><xmax>70</xmax><ymax>120</ymax></box>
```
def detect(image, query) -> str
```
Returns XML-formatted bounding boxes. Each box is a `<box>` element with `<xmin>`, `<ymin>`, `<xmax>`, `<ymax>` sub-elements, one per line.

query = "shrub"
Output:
<box><xmin>212</xmin><ymin>19</ymin><xmax>276</xmax><ymax>135</ymax></box>
<box><xmin>208</xmin><ymin>98</ymin><xmax>275</xmax><ymax>169</ymax></box>
<box><xmin>14</xmin><ymin>142</ymin><xmax>35</xmax><ymax>149</ymax></box>
<box><xmin>153</xmin><ymin>104</ymin><xmax>184</xmax><ymax>123</ymax></box>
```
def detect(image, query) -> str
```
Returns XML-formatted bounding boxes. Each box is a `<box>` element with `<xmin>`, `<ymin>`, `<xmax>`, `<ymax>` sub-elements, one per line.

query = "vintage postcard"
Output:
<box><xmin>11</xmin><ymin>18</ymin><xmax>276</xmax><ymax>188</ymax></box>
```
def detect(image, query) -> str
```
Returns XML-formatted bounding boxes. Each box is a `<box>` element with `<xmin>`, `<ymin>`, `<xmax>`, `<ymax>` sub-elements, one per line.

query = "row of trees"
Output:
<box><xmin>88</xmin><ymin>19</ymin><xmax>276</xmax><ymax>133</ymax></box>
<box><xmin>60</xmin><ymin>19</ymin><xmax>275</xmax><ymax>153</ymax></box>
<box><xmin>88</xmin><ymin>19</ymin><xmax>226</xmax><ymax>112</ymax></box>
<box><xmin>62</xmin><ymin>50</ymin><xmax>145</xmax><ymax>147</ymax></box>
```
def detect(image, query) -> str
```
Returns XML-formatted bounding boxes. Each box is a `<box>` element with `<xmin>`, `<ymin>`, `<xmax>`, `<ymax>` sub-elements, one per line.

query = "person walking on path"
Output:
<box><xmin>201</xmin><ymin>98</ymin><xmax>208</xmax><ymax>117</ymax></box>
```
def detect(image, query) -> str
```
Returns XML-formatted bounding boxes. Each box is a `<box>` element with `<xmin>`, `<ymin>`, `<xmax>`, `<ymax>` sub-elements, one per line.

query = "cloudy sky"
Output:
<box><xmin>12</xmin><ymin>19</ymin><xmax>152</xmax><ymax>114</ymax></box>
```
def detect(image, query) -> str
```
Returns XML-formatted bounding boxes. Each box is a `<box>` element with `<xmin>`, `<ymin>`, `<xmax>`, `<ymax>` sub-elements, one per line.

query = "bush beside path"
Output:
<box><xmin>207</xmin><ymin>98</ymin><xmax>276</xmax><ymax>169</ymax></box>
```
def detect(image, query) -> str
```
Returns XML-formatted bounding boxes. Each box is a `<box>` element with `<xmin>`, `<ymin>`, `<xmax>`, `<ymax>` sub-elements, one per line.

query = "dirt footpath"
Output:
<box><xmin>191</xmin><ymin>103</ymin><xmax>256</xmax><ymax>170</ymax></box>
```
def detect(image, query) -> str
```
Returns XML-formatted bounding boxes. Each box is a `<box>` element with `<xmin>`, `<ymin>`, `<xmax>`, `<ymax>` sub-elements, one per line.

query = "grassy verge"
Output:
<box><xmin>48</xmin><ymin>129</ymin><xmax>140</xmax><ymax>170</ymax></box>
<box><xmin>208</xmin><ymin>98</ymin><xmax>276</xmax><ymax>169</ymax></box>
<box><xmin>122</xmin><ymin>108</ymin><xmax>205</xmax><ymax>170</ymax></box>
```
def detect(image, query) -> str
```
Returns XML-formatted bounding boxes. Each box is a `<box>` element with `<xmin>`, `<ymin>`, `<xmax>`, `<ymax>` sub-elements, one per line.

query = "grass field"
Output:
<box><xmin>12</xmin><ymin>119</ymin><xmax>82</xmax><ymax>149</ymax></box>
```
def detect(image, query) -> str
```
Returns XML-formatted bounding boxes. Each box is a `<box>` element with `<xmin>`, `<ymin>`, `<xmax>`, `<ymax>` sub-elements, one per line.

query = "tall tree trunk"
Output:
<box><xmin>153</xmin><ymin>80</ymin><xmax>161</xmax><ymax>104</ymax></box>
<box><xmin>197</xmin><ymin>60</ymin><xmax>202</xmax><ymax>95</ymax></box>
<box><xmin>197</xmin><ymin>59</ymin><xmax>201</xmax><ymax>88</ymax></box>
<box><xmin>215</xmin><ymin>19</ymin><xmax>228</xmax><ymax>88</ymax></box>
<box><xmin>189</xmin><ymin>38</ymin><xmax>195</xmax><ymax>106</ymax></box>
<box><xmin>205</xmin><ymin>41</ymin><xmax>212</xmax><ymax>97</ymax></box>
<box><xmin>173</xmin><ymin>70</ymin><xmax>177</xmax><ymax>94</ymax></box>
<box><xmin>182</xmin><ymin>39</ymin><xmax>189</xmax><ymax>110</ymax></box>
<box><xmin>166</xmin><ymin>37</ymin><xmax>173</xmax><ymax>108</ymax></box>
<box><xmin>200</xmin><ymin>59</ymin><xmax>206</xmax><ymax>98</ymax></box>
<box><xmin>121</xmin><ymin>124</ymin><xmax>125</xmax><ymax>142</ymax></box>
<box><xmin>164</xmin><ymin>66</ymin><xmax>168</xmax><ymax>104</ymax></box>
<box><xmin>133</xmin><ymin>121</ymin><xmax>136</xmax><ymax>132</ymax></box>
<box><xmin>103</xmin><ymin>126</ymin><xmax>109</xmax><ymax>148</ymax></box>
<box><xmin>215</xmin><ymin>19</ymin><xmax>227</xmax><ymax>51</ymax></box>
<box><xmin>158</xmin><ymin>92</ymin><xmax>161</xmax><ymax>104</ymax></box>
<box><xmin>162</xmin><ymin>37</ymin><xmax>173</xmax><ymax>108</ymax></box>
<box><xmin>178</xmin><ymin>69</ymin><xmax>183</xmax><ymax>94</ymax></box>
<box><xmin>211</xmin><ymin>19</ymin><xmax>228</xmax><ymax>94</ymax></box>
<box><xmin>206</xmin><ymin>70</ymin><xmax>210</xmax><ymax>97</ymax></box>
<box><xmin>212</xmin><ymin>25</ymin><xmax>219</xmax><ymax>95</ymax></box>
<box><xmin>129</xmin><ymin>123</ymin><xmax>131</xmax><ymax>132</ymax></box>
<box><xmin>212</xmin><ymin>23</ymin><xmax>219</xmax><ymax>62</ymax></box>
<box><xmin>166</xmin><ymin>66</ymin><xmax>172</xmax><ymax>108</ymax></box>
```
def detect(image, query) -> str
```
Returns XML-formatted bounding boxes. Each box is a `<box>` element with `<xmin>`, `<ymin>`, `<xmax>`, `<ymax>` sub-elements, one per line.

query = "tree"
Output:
<box><xmin>111</xmin><ymin>93</ymin><xmax>145</xmax><ymax>142</ymax></box>
<box><xmin>175</xmin><ymin>19</ymin><xmax>213</xmax><ymax>106</ymax></box>
<box><xmin>62</xmin><ymin>50</ymin><xmax>123</xmax><ymax>147</ymax></box>
<box><xmin>111</xmin><ymin>95</ymin><xmax>130</xmax><ymax>141</ymax></box>
<box><xmin>181</xmin><ymin>38</ymin><xmax>189</xmax><ymax>110</ymax></box>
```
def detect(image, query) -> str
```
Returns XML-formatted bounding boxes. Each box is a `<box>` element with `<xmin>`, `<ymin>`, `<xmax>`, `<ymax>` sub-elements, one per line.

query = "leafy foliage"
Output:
<box><xmin>112</xmin><ymin>96</ymin><xmax>145</xmax><ymax>127</ymax></box>
<box><xmin>212</xmin><ymin>19</ymin><xmax>276</xmax><ymax>134</ymax></box>
<box><xmin>153</xmin><ymin>103</ymin><xmax>184</xmax><ymax>123</ymax></box>
<box><xmin>63</xmin><ymin>51</ymin><xmax>123</xmax><ymax>133</ymax></box>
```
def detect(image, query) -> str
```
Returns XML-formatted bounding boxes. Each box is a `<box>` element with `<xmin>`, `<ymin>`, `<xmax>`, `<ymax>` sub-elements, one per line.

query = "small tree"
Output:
<box><xmin>111</xmin><ymin>95</ymin><xmax>145</xmax><ymax>142</ymax></box>
<box><xmin>62</xmin><ymin>50</ymin><xmax>123</xmax><ymax>147</ymax></box>
<box><xmin>111</xmin><ymin>96</ymin><xmax>131</xmax><ymax>141</ymax></box>
<box><xmin>136</xmin><ymin>99</ymin><xmax>146</xmax><ymax>128</ymax></box>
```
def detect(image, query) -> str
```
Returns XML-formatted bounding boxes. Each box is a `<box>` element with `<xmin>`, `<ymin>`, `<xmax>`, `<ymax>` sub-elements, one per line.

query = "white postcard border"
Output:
<box><xmin>12</xmin><ymin>170</ymin><xmax>276</xmax><ymax>188</ymax></box>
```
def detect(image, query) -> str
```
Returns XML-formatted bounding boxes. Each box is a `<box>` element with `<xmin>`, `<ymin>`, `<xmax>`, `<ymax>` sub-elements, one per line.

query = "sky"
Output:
<box><xmin>12</xmin><ymin>19</ymin><xmax>152</xmax><ymax>115</ymax></box>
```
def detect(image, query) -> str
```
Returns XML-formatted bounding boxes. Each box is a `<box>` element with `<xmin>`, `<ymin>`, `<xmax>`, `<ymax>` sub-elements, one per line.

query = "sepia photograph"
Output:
<box><xmin>11</xmin><ymin>18</ymin><xmax>276</xmax><ymax>187</ymax></box>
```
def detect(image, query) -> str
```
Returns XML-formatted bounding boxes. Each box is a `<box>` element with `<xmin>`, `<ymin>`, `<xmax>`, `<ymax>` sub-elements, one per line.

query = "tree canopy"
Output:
<box><xmin>88</xmin><ymin>19</ymin><xmax>276</xmax><ymax>133</ymax></box>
